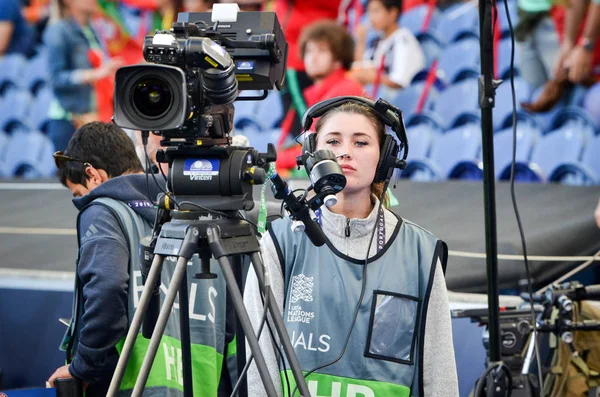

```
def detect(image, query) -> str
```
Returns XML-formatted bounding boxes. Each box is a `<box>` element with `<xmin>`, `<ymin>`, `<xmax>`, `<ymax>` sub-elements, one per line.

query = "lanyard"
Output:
<box><xmin>314</xmin><ymin>207</ymin><xmax>386</xmax><ymax>253</ymax></box>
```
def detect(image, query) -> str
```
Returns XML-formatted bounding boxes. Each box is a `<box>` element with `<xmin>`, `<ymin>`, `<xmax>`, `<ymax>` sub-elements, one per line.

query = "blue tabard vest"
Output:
<box><xmin>63</xmin><ymin>198</ymin><xmax>231</xmax><ymax>396</ymax></box>
<box><xmin>268</xmin><ymin>211</ymin><xmax>447</xmax><ymax>397</ymax></box>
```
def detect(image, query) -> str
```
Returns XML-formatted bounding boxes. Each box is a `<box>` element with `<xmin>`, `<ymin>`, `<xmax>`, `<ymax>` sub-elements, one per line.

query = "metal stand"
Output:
<box><xmin>476</xmin><ymin>0</ymin><xmax>508</xmax><ymax>393</ymax></box>
<box><xmin>106</xmin><ymin>214</ymin><xmax>311</xmax><ymax>397</ymax></box>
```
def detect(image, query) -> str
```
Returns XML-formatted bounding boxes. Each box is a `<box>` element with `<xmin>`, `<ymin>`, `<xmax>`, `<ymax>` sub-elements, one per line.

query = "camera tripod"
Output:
<box><xmin>106</xmin><ymin>207</ymin><xmax>311</xmax><ymax>397</ymax></box>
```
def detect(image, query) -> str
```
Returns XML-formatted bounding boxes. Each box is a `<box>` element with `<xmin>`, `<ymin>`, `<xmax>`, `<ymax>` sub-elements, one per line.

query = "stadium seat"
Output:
<box><xmin>498</xmin><ymin>0</ymin><xmax>519</xmax><ymax>38</ymax></box>
<box><xmin>0</xmin><ymin>89</ymin><xmax>32</xmax><ymax>132</ymax></box>
<box><xmin>416</xmin><ymin>32</ymin><xmax>443</xmax><ymax>68</ymax></box>
<box><xmin>583</xmin><ymin>82</ymin><xmax>600</xmax><ymax>129</ymax></box>
<box><xmin>0</xmin><ymin>54</ymin><xmax>27</xmax><ymax>96</ymax></box>
<box><xmin>22</xmin><ymin>52</ymin><xmax>50</xmax><ymax>95</ymax></box>
<box><xmin>399</xmin><ymin>4</ymin><xmax>441</xmax><ymax>35</ymax></box>
<box><xmin>425</xmin><ymin>78</ymin><xmax>480</xmax><ymax>129</ymax></box>
<box><xmin>234</xmin><ymin>91</ymin><xmax>283</xmax><ymax>132</ymax></box>
<box><xmin>0</xmin><ymin>130</ymin><xmax>8</xmax><ymax>177</ymax></box>
<box><xmin>493</xmin><ymin>77</ymin><xmax>532</xmax><ymax>130</ymax></box>
<box><xmin>498</xmin><ymin>37</ymin><xmax>521</xmax><ymax>79</ymax></box>
<box><xmin>390</xmin><ymin>81</ymin><xmax>439</xmax><ymax>118</ymax></box>
<box><xmin>405</xmin><ymin>114</ymin><xmax>443</xmax><ymax>159</ymax></box>
<box><xmin>549</xmin><ymin>106</ymin><xmax>598</xmax><ymax>142</ymax></box>
<box><xmin>403</xmin><ymin>124</ymin><xmax>482</xmax><ymax>180</ymax></box>
<box><xmin>527</xmin><ymin>85</ymin><xmax>567</xmax><ymax>134</ymax></box>
<box><xmin>434</xmin><ymin>2</ymin><xmax>479</xmax><ymax>44</ymax></box>
<box><xmin>1</xmin><ymin>130</ymin><xmax>56</xmax><ymax>178</ymax></box>
<box><xmin>436</xmin><ymin>38</ymin><xmax>481</xmax><ymax>84</ymax></box>
<box><xmin>494</xmin><ymin>124</ymin><xmax>540</xmax><ymax>179</ymax></box>
<box><xmin>504</xmin><ymin>124</ymin><xmax>587</xmax><ymax>181</ymax></box>
<box><xmin>549</xmin><ymin>135</ymin><xmax>600</xmax><ymax>185</ymax></box>
<box><xmin>27</xmin><ymin>87</ymin><xmax>54</xmax><ymax>133</ymax></box>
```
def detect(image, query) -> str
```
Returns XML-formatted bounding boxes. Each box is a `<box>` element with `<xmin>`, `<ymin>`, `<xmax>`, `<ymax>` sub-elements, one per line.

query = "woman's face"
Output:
<box><xmin>367</xmin><ymin>1</ymin><xmax>398</xmax><ymax>32</ymax></box>
<box><xmin>316</xmin><ymin>112</ymin><xmax>381</xmax><ymax>195</ymax></box>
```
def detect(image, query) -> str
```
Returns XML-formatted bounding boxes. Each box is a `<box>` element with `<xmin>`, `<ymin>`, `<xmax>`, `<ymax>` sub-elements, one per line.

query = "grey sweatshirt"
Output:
<box><xmin>244</xmin><ymin>197</ymin><xmax>459</xmax><ymax>396</ymax></box>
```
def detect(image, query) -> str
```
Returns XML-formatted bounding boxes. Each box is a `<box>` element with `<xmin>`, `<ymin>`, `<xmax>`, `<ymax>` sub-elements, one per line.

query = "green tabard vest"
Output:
<box><xmin>65</xmin><ymin>198</ymin><xmax>229</xmax><ymax>396</ymax></box>
<box><xmin>268</xmin><ymin>213</ymin><xmax>447</xmax><ymax>397</ymax></box>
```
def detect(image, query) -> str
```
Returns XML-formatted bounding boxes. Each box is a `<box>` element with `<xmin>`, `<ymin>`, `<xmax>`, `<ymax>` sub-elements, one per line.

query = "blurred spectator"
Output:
<box><xmin>0</xmin><ymin>0</ymin><xmax>36</xmax><ymax>56</ymax></box>
<box><xmin>351</xmin><ymin>0</ymin><xmax>425</xmax><ymax>100</ymax></box>
<box><xmin>184</xmin><ymin>0</ymin><xmax>215</xmax><ymax>12</ymax></box>
<box><xmin>515</xmin><ymin>0</ymin><xmax>561</xmax><ymax>89</ymax></box>
<box><xmin>555</xmin><ymin>0</ymin><xmax>600</xmax><ymax>83</ymax></box>
<box><xmin>43</xmin><ymin>0</ymin><xmax>123</xmax><ymax>151</ymax></box>
<box><xmin>273</xmin><ymin>0</ymin><xmax>342</xmax><ymax>136</ymax></box>
<box><xmin>276</xmin><ymin>19</ymin><xmax>365</xmax><ymax>171</ymax></box>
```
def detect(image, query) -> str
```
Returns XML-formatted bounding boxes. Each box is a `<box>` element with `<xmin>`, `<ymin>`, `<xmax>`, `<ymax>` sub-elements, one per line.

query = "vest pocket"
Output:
<box><xmin>364</xmin><ymin>290</ymin><xmax>421</xmax><ymax>365</ymax></box>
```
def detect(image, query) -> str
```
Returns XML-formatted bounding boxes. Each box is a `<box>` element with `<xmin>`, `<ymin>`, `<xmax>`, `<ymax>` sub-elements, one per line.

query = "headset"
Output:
<box><xmin>298</xmin><ymin>96</ymin><xmax>409</xmax><ymax>183</ymax></box>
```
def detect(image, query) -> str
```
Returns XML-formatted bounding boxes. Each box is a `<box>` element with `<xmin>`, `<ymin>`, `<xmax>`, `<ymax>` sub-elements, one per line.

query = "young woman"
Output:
<box><xmin>244</xmin><ymin>98</ymin><xmax>459</xmax><ymax>396</ymax></box>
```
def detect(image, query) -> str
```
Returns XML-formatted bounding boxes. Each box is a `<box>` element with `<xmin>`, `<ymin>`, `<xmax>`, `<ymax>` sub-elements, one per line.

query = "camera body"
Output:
<box><xmin>113</xmin><ymin>9</ymin><xmax>287</xmax><ymax>146</ymax></box>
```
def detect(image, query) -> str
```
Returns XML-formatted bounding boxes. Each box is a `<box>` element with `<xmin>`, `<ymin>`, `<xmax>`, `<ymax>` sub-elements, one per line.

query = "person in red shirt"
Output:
<box><xmin>276</xmin><ymin>19</ymin><xmax>366</xmax><ymax>171</ymax></box>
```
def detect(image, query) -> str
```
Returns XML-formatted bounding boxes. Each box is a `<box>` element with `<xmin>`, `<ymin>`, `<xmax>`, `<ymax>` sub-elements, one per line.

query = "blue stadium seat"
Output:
<box><xmin>399</xmin><ymin>4</ymin><xmax>441</xmax><ymax>35</ymax></box>
<box><xmin>493</xmin><ymin>77</ymin><xmax>532</xmax><ymax>130</ymax></box>
<box><xmin>549</xmin><ymin>135</ymin><xmax>600</xmax><ymax>185</ymax></box>
<box><xmin>549</xmin><ymin>106</ymin><xmax>598</xmax><ymax>141</ymax></box>
<box><xmin>0</xmin><ymin>89</ymin><xmax>32</xmax><ymax>132</ymax></box>
<box><xmin>494</xmin><ymin>125</ymin><xmax>540</xmax><ymax>179</ymax></box>
<box><xmin>405</xmin><ymin>114</ymin><xmax>443</xmax><ymax>159</ymax></box>
<box><xmin>234</xmin><ymin>91</ymin><xmax>283</xmax><ymax>132</ymax></box>
<box><xmin>498</xmin><ymin>37</ymin><xmax>521</xmax><ymax>79</ymax></box>
<box><xmin>505</xmin><ymin>124</ymin><xmax>587</xmax><ymax>181</ymax></box>
<box><xmin>425</xmin><ymin>78</ymin><xmax>480</xmax><ymax>129</ymax></box>
<box><xmin>498</xmin><ymin>0</ymin><xmax>519</xmax><ymax>38</ymax></box>
<box><xmin>403</xmin><ymin>124</ymin><xmax>482</xmax><ymax>180</ymax></box>
<box><xmin>526</xmin><ymin>85</ymin><xmax>566</xmax><ymax>134</ymax></box>
<box><xmin>390</xmin><ymin>81</ymin><xmax>440</xmax><ymax>119</ymax></box>
<box><xmin>434</xmin><ymin>3</ymin><xmax>479</xmax><ymax>44</ymax></box>
<box><xmin>0</xmin><ymin>130</ymin><xmax>8</xmax><ymax>177</ymax></box>
<box><xmin>436</xmin><ymin>38</ymin><xmax>481</xmax><ymax>84</ymax></box>
<box><xmin>583</xmin><ymin>82</ymin><xmax>600</xmax><ymax>128</ymax></box>
<box><xmin>22</xmin><ymin>51</ymin><xmax>50</xmax><ymax>95</ymax></box>
<box><xmin>2</xmin><ymin>130</ymin><xmax>56</xmax><ymax>178</ymax></box>
<box><xmin>0</xmin><ymin>53</ymin><xmax>27</xmax><ymax>95</ymax></box>
<box><xmin>27</xmin><ymin>87</ymin><xmax>54</xmax><ymax>133</ymax></box>
<box><xmin>416</xmin><ymin>32</ymin><xmax>443</xmax><ymax>69</ymax></box>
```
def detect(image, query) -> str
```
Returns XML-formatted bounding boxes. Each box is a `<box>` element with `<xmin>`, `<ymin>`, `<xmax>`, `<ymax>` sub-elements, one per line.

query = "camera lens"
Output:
<box><xmin>132</xmin><ymin>77</ymin><xmax>173</xmax><ymax>118</ymax></box>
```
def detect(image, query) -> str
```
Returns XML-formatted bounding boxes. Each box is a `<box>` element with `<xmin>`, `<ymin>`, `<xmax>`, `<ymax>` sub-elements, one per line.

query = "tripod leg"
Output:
<box><xmin>212</xmin><ymin>254</ymin><xmax>279</xmax><ymax>397</ymax></box>
<box><xmin>107</xmin><ymin>253</ymin><xmax>166</xmax><ymax>397</ymax></box>
<box><xmin>249</xmin><ymin>252</ymin><xmax>311</xmax><ymax>397</ymax></box>
<box><xmin>131</xmin><ymin>255</ymin><xmax>190</xmax><ymax>397</ymax></box>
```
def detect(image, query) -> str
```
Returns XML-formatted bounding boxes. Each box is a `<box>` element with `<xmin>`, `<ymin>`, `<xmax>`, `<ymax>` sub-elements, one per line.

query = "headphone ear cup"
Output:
<box><xmin>374</xmin><ymin>135</ymin><xmax>399</xmax><ymax>183</ymax></box>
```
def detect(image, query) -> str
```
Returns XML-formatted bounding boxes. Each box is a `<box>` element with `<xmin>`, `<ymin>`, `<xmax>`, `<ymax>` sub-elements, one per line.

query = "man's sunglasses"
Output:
<box><xmin>53</xmin><ymin>151</ymin><xmax>93</xmax><ymax>169</ymax></box>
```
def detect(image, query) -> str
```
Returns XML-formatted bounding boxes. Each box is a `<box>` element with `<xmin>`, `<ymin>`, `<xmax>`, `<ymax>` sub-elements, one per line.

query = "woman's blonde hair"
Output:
<box><xmin>313</xmin><ymin>101</ymin><xmax>390</xmax><ymax>208</ymax></box>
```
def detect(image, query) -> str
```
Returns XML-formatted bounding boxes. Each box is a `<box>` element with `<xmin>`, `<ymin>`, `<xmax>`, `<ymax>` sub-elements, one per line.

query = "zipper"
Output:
<box><xmin>345</xmin><ymin>218</ymin><xmax>351</xmax><ymax>237</ymax></box>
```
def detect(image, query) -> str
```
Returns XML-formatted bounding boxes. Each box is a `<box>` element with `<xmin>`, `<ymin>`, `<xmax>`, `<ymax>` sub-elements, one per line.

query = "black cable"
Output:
<box><xmin>503</xmin><ymin>0</ymin><xmax>544</xmax><ymax>391</ymax></box>
<box><xmin>291</xmin><ymin>182</ymin><xmax>389</xmax><ymax>397</ymax></box>
<box><xmin>474</xmin><ymin>362</ymin><xmax>513</xmax><ymax>397</ymax></box>
<box><xmin>143</xmin><ymin>141</ymin><xmax>158</xmax><ymax>206</ymax></box>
